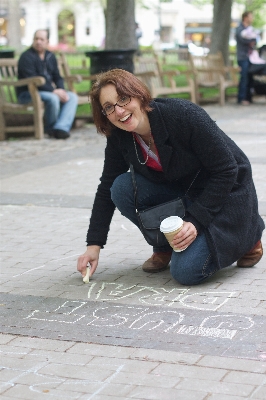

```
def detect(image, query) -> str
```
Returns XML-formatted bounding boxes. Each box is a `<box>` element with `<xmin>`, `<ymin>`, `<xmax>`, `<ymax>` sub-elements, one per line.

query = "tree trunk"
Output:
<box><xmin>7</xmin><ymin>0</ymin><xmax>22</xmax><ymax>51</ymax></box>
<box><xmin>105</xmin><ymin>0</ymin><xmax>136</xmax><ymax>50</ymax></box>
<box><xmin>210</xmin><ymin>0</ymin><xmax>233</xmax><ymax>65</ymax></box>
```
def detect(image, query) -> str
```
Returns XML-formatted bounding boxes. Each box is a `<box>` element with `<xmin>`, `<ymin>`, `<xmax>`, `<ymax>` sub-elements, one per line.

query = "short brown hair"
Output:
<box><xmin>242</xmin><ymin>11</ymin><xmax>252</xmax><ymax>21</ymax></box>
<box><xmin>89</xmin><ymin>69</ymin><xmax>152</xmax><ymax>136</ymax></box>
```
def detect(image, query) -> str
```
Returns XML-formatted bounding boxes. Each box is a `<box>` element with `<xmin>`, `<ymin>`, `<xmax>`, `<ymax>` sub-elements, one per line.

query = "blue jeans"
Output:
<box><xmin>237</xmin><ymin>59</ymin><xmax>251</xmax><ymax>103</ymax></box>
<box><xmin>110</xmin><ymin>172</ymin><xmax>218</xmax><ymax>285</ymax></box>
<box><xmin>18</xmin><ymin>90</ymin><xmax>78</xmax><ymax>133</ymax></box>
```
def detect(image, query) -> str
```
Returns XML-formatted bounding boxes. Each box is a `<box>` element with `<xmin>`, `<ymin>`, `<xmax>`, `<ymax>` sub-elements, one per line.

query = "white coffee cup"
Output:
<box><xmin>160</xmin><ymin>216</ymin><xmax>187</xmax><ymax>252</ymax></box>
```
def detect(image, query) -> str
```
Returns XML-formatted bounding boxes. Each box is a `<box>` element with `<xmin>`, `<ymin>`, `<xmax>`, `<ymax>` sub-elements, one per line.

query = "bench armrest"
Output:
<box><xmin>64</xmin><ymin>74</ymin><xmax>82</xmax><ymax>84</ymax></box>
<box><xmin>195</xmin><ymin>67</ymin><xmax>224</xmax><ymax>73</ymax></box>
<box><xmin>135</xmin><ymin>71</ymin><xmax>156</xmax><ymax>78</ymax></box>
<box><xmin>161</xmin><ymin>70</ymin><xmax>179</xmax><ymax>78</ymax></box>
<box><xmin>0</xmin><ymin>76</ymin><xmax>46</xmax><ymax>87</ymax></box>
<box><xmin>78</xmin><ymin>74</ymin><xmax>99</xmax><ymax>81</ymax></box>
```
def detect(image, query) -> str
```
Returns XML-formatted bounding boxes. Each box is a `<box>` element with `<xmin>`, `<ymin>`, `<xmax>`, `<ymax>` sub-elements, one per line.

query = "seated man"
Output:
<box><xmin>17</xmin><ymin>29</ymin><xmax>78</xmax><ymax>139</ymax></box>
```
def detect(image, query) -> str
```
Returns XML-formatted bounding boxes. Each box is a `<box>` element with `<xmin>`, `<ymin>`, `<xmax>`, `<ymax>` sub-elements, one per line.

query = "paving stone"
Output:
<box><xmin>0</xmin><ymin>334</ymin><xmax>14</xmax><ymax>345</ymax></box>
<box><xmin>0</xmin><ymin>368</ymin><xmax>29</xmax><ymax>383</ymax></box>
<box><xmin>175</xmin><ymin>378</ymin><xmax>255</xmax><ymax>397</ymax></box>
<box><xmin>223</xmin><ymin>370</ymin><xmax>266</xmax><ymax>386</ymax></box>
<box><xmin>97</xmin><ymin>383</ymin><xmax>137</xmax><ymax>397</ymax></box>
<box><xmin>0</xmin><ymin>344</ymin><xmax>32</xmax><ymax>358</ymax></box>
<box><xmin>87</xmin><ymin>357</ymin><xmax>159</xmax><ymax>374</ymax></box>
<box><xmin>197</xmin><ymin>355</ymin><xmax>266</xmax><ymax>373</ymax></box>
<box><xmin>0</xmin><ymin>355</ymin><xmax>48</xmax><ymax>371</ymax></box>
<box><xmin>151</xmin><ymin>363</ymin><xmax>227</xmax><ymax>380</ymax></box>
<box><xmin>37</xmin><ymin>362</ymin><xmax>112</xmax><ymax>381</ymax></box>
<box><xmin>67</xmin><ymin>343</ymin><xmax>136</xmax><ymax>359</ymax></box>
<box><xmin>3</xmin><ymin>384</ymin><xmax>83</xmax><ymax>399</ymax></box>
<box><xmin>7</xmin><ymin>372</ymin><xmax>61</xmax><ymax>389</ymax></box>
<box><xmin>207</xmin><ymin>395</ymin><xmax>249</xmax><ymax>400</ymax></box>
<box><xmin>9</xmin><ymin>336</ymin><xmax>75</xmax><ymax>352</ymax></box>
<box><xmin>55</xmin><ymin>379</ymin><xmax>107</xmax><ymax>394</ymax></box>
<box><xmin>130</xmin><ymin>348</ymin><xmax>201</xmax><ymax>364</ymax></box>
<box><xmin>128</xmin><ymin>385</ymin><xmax>207</xmax><ymax>399</ymax></box>
<box><xmin>251</xmin><ymin>385</ymin><xmax>266</xmax><ymax>399</ymax></box>
<box><xmin>79</xmin><ymin>395</ymin><xmax>131</xmax><ymax>400</ymax></box>
<box><xmin>109</xmin><ymin>370</ymin><xmax>180</xmax><ymax>388</ymax></box>
<box><xmin>26</xmin><ymin>349</ymin><xmax>94</xmax><ymax>366</ymax></box>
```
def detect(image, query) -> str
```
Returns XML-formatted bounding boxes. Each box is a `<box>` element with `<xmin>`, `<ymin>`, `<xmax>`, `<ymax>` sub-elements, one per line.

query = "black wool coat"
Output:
<box><xmin>87</xmin><ymin>98</ymin><xmax>264</xmax><ymax>269</ymax></box>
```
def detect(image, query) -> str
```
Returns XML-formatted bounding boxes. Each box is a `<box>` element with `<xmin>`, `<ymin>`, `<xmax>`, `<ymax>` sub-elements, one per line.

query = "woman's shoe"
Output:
<box><xmin>237</xmin><ymin>240</ymin><xmax>263</xmax><ymax>267</ymax></box>
<box><xmin>142</xmin><ymin>252</ymin><xmax>172</xmax><ymax>273</ymax></box>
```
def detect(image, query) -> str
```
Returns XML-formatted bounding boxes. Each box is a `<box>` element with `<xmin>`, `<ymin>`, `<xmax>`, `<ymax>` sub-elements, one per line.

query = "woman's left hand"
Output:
<box><xmin>171</xmin><ymin>221</ymin><xmax>198</xmax><ymax>250</ymax></box>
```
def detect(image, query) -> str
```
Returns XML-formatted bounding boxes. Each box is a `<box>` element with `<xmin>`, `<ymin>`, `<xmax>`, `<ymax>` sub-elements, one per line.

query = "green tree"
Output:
<box><xmin>189</xmin><ymin>0</ymin><xmax>266</xmax><ymax>64</ymax></box>
<box><xmin>189</xmin><ymin>0</ymin><xmax>266</xmax><ymax>28</ymax></box>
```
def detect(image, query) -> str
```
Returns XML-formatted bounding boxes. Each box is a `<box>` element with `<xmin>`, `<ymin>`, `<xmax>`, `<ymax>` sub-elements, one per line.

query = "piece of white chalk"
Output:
<box><xmin>83</xmin><ymin>267</ymin><xmax>90</xmax><ymax>283</ymax></box>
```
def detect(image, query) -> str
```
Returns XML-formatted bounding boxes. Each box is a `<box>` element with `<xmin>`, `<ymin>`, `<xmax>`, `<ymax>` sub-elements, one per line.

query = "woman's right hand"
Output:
<box><xmin>77</xmin><ymin>245</ymin><xmax>101</xmax><ymax>279</ymax></box>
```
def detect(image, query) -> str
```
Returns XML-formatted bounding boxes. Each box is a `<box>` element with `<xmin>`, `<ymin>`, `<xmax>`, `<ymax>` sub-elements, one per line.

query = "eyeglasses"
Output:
<box><xmin>102</xmin><ymin>96</ymin><xmax>131</xmax><ymax>116</ymax></box>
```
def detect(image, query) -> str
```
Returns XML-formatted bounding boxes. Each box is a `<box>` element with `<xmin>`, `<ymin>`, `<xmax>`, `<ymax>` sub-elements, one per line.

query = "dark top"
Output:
<box><xmin>86</xmin><ymin>98</ymin><xmax>264</xmax><ymax>269</ymax></box>
<box><xmin>235</xmin><ymin>22</ymin><xmax>255</xmax><ymax>61</ymax></box>
<box><xmin>17</xmin><ymin>47</ymin><xmax>64</xmax><ymax>96</ymax></box>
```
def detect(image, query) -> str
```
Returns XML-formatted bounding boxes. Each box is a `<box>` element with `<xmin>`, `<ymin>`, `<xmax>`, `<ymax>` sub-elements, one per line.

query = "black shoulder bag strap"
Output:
<box><xmin>130</xmin><ymin>164</ymin><xmax>200</xmax><ymax>211</ymax></box>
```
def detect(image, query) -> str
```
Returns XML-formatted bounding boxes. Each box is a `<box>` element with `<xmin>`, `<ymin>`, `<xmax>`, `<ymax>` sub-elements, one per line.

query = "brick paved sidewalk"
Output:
<box><xmin>0</xmin><ymin>102</ymin><xmax>266</xmax><ymax>399</ymax></box>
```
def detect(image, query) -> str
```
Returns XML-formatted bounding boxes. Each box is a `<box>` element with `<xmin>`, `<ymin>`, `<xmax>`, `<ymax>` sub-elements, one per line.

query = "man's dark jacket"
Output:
<box><xmin>86</xmin><ymin>98</ymin><xmax>264</xmax><ymax>270</ymax></box>
<box><xmin>17</xmin><ymin>47</ymin><xmax>64</xmax><ymax>96</ymax></box>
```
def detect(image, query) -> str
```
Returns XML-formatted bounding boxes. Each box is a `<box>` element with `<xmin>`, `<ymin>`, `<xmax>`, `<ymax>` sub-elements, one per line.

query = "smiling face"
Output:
<box><xmin>99</xmin><ymin>84</ymin><xmax>150</xmax><ymax>135</ymax></box>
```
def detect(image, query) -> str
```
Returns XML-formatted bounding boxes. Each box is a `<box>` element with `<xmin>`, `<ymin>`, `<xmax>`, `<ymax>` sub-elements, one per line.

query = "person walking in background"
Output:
<box><xmin>17</xmin><ymin>29</ymin><xmax>78</xmax><ymax>139</ymax></box>
<box><xmin>135</xmin><ymin>22</ymin><xmax>142</xmax><ymax>55</ymax></box>
<box><xmin>235</xmin><ymin>11</ymin><xmax>256</xmax><ymax>106</ymax></box>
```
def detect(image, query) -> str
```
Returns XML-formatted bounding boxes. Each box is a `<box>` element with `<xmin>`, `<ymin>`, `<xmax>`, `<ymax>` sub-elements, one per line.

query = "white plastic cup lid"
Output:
<box><xmin>160</xmin><ymin>216</ymin><xmax>183</xmax><ymax>233</ymax></box>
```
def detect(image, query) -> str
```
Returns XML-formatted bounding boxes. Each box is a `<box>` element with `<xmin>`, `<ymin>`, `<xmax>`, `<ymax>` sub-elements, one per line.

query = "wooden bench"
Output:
<box><xmin>57</xmin><ymin>52</ymin><xmax>97</xmax><ymax>106</ymax></box>
<box><xmin>0</xmin><ymin>58</ymin><xmax>45</xmax><ymax>140</ymax></box>
<box><xmin>134</xmin><ymin>55</ymin><xmax>196</xmax><ymax>103</ymax></box>
<box><xmin>189</xmin><ymin>52</ymin><xmax>240</xmax><ymax>106</ymax></box>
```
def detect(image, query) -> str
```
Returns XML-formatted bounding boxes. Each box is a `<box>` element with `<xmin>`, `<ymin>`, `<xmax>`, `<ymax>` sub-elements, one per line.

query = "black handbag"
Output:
<box><xmin>130</xmin><ymin>164</ymin><xmax>200</xmax><ymax>247</ymax></box>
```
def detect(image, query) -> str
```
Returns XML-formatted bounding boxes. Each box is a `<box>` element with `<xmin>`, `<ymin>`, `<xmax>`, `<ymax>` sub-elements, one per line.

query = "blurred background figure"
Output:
<box><xmin>135</xmin><ymin>22</ymin><xmax>142</xmax><ymax>55</ymax></box>
<box><xmin>235</xmin><ymin>11</ymin><xmax>255</xmax><ymax>106</ymax></box>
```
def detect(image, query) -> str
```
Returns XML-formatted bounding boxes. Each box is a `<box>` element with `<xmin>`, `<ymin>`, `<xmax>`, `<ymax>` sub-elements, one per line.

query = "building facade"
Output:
<box><xmin>1</xmin><ymin>0</ymin><xmax>264</xmax><ymax>51</ymax></box>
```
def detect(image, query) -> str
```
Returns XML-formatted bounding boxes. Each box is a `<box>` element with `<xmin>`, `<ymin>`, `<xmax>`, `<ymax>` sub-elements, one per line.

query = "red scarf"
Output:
<box><xmin>133</xmin><ymin>133</ymin><xmax>163</xmax><ymax>171</ymax></box>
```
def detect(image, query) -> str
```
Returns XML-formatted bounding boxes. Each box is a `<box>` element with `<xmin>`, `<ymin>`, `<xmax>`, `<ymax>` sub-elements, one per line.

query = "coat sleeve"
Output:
<box><xmin>180</xmin><ymin>105</ymin><xmax>240</xmax><ymax>229</ymax></box>
<box><xmin>86</xmin><ymin>135</ymin><xmax>129</xmax><ymax>247</ymax></box>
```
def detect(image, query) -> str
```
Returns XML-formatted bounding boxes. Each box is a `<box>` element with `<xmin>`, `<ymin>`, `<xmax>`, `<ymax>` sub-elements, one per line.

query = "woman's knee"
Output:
<box><xmin>170</xmin><ymin>252</ymin><xmax>216</xmax><ymax>286</ymax></box>
<box><xmin>170</xmin><ymin>262</ymin><xmax>201</xmax><ymax>285</ymax></box>
<box><xmin>110</xmin><ymin>172</ymin><xmax>132</xmax><ymax>208</ymax></box>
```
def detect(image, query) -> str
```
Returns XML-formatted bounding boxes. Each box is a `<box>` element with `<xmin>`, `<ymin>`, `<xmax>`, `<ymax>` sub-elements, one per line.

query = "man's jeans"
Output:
<box><xmin>110</xmin><ymin>172</ymin><xmax>218</xmax><ymax>286</ymax></box>
<box><xmin>237</xmin><ymin>59</ymin><xmax>251</xmax><ymax>103</ymax></box>
<box><xmin>18</xmin><ymin>91</ymin><xmax>78</xmax><ymax>133</ymax></box>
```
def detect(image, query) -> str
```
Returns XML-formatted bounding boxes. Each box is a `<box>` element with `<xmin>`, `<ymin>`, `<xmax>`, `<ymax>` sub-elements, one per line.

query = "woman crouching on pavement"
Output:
<box><xmin>77</xmin><ymin>68</ymin><xmax>264</xmax><ymax>285</ymax></box>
